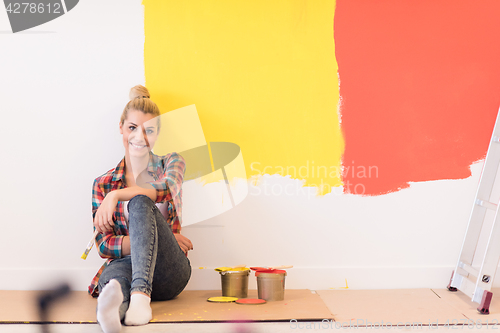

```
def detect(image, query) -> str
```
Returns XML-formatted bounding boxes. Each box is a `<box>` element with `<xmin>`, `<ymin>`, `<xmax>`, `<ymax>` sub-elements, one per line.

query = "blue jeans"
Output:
<box><xmin>97</xmin><ymin>195</ymin><xmax>192</xmax><ymax>320</ymax></box>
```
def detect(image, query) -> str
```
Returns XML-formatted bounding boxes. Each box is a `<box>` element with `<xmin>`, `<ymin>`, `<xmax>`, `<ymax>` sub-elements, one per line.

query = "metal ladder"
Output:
<box><xmin>448</xmin><ymin>106</ymin><xmax>500</xmax><ymax>314</ymax></box>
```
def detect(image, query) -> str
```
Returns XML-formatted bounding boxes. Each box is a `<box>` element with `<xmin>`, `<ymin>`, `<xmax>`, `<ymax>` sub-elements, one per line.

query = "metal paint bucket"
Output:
<box><xmin>220</xmin><ymin>270</ymin><xmax>250</xmax><ymax>298</ymax></box>
<box><xmin>256</xmin><ymin>271</ymin><xmax>287</xmax><ymax>301</ymax></box>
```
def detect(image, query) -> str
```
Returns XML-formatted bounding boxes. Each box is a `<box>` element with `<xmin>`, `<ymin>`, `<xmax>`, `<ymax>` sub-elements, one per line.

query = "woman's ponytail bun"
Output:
<box><xmin>129</xmin><ymin>85</ymin><xmax>151</xmax><ymax>100</ymax></box>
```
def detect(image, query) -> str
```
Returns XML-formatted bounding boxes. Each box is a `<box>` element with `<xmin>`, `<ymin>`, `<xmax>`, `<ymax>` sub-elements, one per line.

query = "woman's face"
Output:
<box><xmin>119</xmin><ymin>109</ymin><xmax>159</xmax><ymax>158</ymax></box>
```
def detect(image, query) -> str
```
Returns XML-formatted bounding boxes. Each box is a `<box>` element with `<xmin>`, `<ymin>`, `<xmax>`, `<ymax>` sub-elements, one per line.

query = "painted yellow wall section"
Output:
<box><xmin>143</xmin><ymin>0</ymin><xmax>343</xmax><ymax>195</ymax></box>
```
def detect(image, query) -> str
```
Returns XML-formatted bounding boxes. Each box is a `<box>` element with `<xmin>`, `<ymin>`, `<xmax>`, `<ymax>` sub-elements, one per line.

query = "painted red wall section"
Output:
<box><xmin>335</xmin><ymin>1</ymin><xmax>500</xmax><ymax>195</ymax></box>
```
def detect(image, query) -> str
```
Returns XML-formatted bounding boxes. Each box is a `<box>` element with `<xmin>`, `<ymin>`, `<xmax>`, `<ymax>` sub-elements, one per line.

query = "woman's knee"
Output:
<box><xmin>99</xmin><ymin>257</ymin><xmax>132</xmax><ymax>292</ymax></box>
<box><xmin>98</xmin><ymin>276</ymin><xmax>131</xmax><ymax>297</ymax></box>
<box><xmin>128</xmin><ymin>195</ymin><xmax>154</xmax><ymax>211</ymax></box>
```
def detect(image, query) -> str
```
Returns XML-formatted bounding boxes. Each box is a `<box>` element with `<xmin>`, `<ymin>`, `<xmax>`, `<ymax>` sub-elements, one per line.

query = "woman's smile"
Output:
<box><xmin>129</xmin><ymin>142</ymin><xmax>148</xmax><ymax>150</ymax></box>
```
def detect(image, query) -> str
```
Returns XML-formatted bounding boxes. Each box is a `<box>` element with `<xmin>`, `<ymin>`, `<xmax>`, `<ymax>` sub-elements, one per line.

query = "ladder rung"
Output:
<box><xmin>475</xmin><ymin>199</ymin><xmax>498</xmax><ymax>210</ymax></box>
<box><xmin>458</xmin><ymin>262</ymin><xmax>479</xmax><ymax>277</ymax></box>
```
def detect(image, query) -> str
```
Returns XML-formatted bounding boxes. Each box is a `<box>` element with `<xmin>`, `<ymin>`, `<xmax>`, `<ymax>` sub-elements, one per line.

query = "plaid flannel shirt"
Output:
<box><xmin>88</xmin><ymin>151</ymin><xmax>186</xmax><ymax>297</ymax></box>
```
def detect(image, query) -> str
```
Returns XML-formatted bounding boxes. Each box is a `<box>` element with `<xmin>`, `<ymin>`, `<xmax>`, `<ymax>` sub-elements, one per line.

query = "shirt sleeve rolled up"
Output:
<box><xmin>147</xmin><ymin>152</ymin><xmax>186</xmax><ymax>204</ymax></box>
<box><xmin>92</xmin><ymin>178</ymin><xmax>124</xmax><ymax>259</ymax></box>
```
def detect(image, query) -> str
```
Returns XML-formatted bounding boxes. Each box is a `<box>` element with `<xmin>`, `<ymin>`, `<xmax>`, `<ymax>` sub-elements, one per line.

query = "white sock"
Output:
<box><xmin>97</xmin><ymin>279</ymin><xmax>123</xmax><ymax>333</ymax></box>
<box><xmin>124</xmin><ymin>293</ymin><xmax>152</xmax><ymax>326</ymax></box>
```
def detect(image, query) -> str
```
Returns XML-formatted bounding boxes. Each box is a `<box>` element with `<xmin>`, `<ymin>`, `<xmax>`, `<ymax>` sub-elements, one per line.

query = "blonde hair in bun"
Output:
<box><xmin>120</xmin><ymin>85</ymin><xmax>161</xmax><ymax>129</ymax></box>
<box><xmin>129</xmin><ymin>85</ymin><xmax>150</xmax><ymax>99</ymax></box>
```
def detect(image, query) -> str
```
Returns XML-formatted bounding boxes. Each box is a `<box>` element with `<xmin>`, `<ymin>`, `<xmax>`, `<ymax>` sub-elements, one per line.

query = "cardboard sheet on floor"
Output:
<box><xmin>317</xmin><ymin>289</ymin><xmax>467</xmax><ymax>326</ymax></box>
<box><xmin>0</xmin><ymin>289</ymin><xmax>332</xmax><ymax>323</ymax></box>
<box><xmin>151</xmin><ymin>289</ymin><xmax>332</xmax><ymax>322</ymax></box>
<box><xmin>0</xmin><ymin>290</ymin><xmax>97</xmax><ymax>323</ymax></box>
<box><xmin>432</xmin><ymin>288</ymin><xmax>500</xmax><ymax>321</ymax></box>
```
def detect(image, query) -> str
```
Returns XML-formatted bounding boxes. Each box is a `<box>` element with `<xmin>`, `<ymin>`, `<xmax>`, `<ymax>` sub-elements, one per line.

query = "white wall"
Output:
<box><xmin>0</xmin><ymin>0</ymin><xmax>146</xmax><ymax>291</ymax></box>
<box><xmin>0</xmin><ymin>1</ymin><xmax>485</xmax><ymax>292</ymax></box>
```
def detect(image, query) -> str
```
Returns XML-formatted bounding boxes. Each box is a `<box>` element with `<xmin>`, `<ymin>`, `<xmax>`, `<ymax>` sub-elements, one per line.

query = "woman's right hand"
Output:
<box><xmin>174</xmin><ymin>233</ymin><xmax>193</xmax><ymax>254</ymax></box>
<box><xmin>94</xmin><ymin>191</ymin><xmax>118</xmax><ymax>233</ymax></box>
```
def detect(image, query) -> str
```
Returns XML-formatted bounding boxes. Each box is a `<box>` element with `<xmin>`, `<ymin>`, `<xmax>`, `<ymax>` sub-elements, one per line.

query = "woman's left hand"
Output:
<box><xmin>94</xmin><ymin>191</ymin><xmax>118</xmax><ymax>233</ymax></box>
<box><xmin>174</xmin><ymin>233</ymin><xmax>193</xmax><ymax>254</ymax></box>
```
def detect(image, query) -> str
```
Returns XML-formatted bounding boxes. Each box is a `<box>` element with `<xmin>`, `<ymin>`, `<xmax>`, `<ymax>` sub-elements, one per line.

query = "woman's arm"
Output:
<box><xmin>92</xmin><ymin>178</ymin><xmax>126</xmax><ymax>259</ymax></box>
<box><xmin>93</xmin><ymin>184</ymin><xmax>154</xmax><ymax>257</ymax></box>
<box><xmin>147</xmin><ymin>152</ymin><xmax>185</xmax><ymax>203</ymax></box>
<box><xmin>120</xmin><ymin>234</ymin><xmax>192</xmax><ymax>255</ymax></box>
<box><xmin>121</xmin><ymin>236</ymin><xmax>130</xmax><ymax>256</ymax></box>
<box><xmin>93</xmin><ymin>186</ymin><xmax>156</xmax><ymax>234</ymax></box>
<box><xmin>110</xmin><ymin>185</ymin><xmax>157</xmax><ymax>202</ymax></box>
